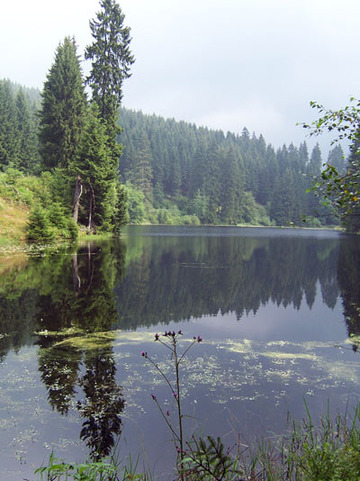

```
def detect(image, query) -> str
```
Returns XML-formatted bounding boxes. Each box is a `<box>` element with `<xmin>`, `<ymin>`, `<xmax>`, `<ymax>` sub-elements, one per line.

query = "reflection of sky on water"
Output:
<box><xmin>120</xmin><ymin>315</ymin><xmax>360</xmax><ymax>478</ymax></box>
<box><xmin>1</xmin><ymin>310</ymin><xmax>360</xmax><ymax>481</ymax></box>
<box><xmin>1</xmin><ymin>227</ymin><xmax>360</xmax><ymax>480</ymax></box>
<box><xmin>187</xmin><ymin>291</ymin><xmax>345</xmax><ymax>343</ymax></box>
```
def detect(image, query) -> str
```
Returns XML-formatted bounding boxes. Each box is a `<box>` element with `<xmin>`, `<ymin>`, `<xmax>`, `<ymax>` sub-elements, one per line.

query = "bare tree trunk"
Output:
<box><xmin>87</xmin><ymin>187</ymin><xmax>95</xmax><ymax>231</ymax></box>
<box><xmin>73</xmin><ymin>175</ymin><xmax>82</xmax><ymax>223</ymax></box>
<box><xmin>87</xmin><ymin>194</ymin><xmax>92</xmax><ymax>231</ymax></box>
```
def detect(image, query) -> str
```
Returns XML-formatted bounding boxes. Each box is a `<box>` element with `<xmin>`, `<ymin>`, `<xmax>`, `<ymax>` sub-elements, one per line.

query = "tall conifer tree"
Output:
<box><xmin>75</xmin><ymin>103</ymin><xmax>117</xmax><ymax>231</ymax></box>
<box><xmin>0</xmin><ymin>79</ymin><xmax>19</xmax><ymax>169</ymax></box>
<box><xmin>128</xmin><ymin>132</ymin><xmax>154</xmax><ymax>204</ymax></box>
<box><xmin>85</xmin><ymin>0</ymin><xmax>135</xmax><ymax>138</ymax></box>
<box><xmin>84</xmin><ymin>0</ymin><xmax>134</xmax><ymax>231</ymax></box>
<box><xmin>38</xmin><ymin>37</ymin><xmax>87</xmax><ymax>171</ymax></box>
<box><xmin>16</xmin><ymin>88</ymin><xmax>40</xmax><ymax>173</ymax></box>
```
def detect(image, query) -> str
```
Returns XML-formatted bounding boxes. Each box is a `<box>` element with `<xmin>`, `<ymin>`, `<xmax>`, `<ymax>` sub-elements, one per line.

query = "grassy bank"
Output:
<box><xmin>0</xmin><ymin>195</ymin><xmax>28</xmax><ymax>246</ymax></box>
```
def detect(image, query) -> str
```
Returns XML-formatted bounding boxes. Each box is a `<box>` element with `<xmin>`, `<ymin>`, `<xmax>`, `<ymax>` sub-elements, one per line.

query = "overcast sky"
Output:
<box><xmin>1</xmin><ymin>0</ymin><xmax>359</xmax><ymax>157</ymax></box>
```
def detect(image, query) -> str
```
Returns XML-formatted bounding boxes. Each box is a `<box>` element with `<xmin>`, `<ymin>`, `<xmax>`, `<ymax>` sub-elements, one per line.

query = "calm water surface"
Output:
<box><xmin>1</xmin><ymin>226</ymin><xmax>360</xmax><ymax>480</ymax></box>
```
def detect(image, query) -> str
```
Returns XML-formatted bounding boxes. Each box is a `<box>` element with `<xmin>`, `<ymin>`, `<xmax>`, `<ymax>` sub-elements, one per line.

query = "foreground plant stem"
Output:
<box><xmin>141</xmin><ymin>330</ymin><xmax>202</xmax><ymax>474</ymax></box>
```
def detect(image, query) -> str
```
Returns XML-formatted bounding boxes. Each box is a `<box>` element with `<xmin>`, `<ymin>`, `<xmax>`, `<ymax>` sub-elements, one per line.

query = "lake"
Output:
<box><xmin>1</xmin><ymin>225</ymin><xmax>360</xmax><ymax>480</ymax></box>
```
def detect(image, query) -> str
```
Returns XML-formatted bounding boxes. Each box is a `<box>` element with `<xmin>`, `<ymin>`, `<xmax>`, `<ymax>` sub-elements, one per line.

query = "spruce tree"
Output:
<box><xmin>85</xmin><ymin>0</ymin><xmax>135</xmax><ymax>137</ymax></box>
<box><xmin>15</xmin><ymin>88</ymin><xmax>40</xmax><ymax>173</ymax></box>
<box><xmin>85</xmin><ymin>1</ymin><xmax>135</xmax><ymax>232</ymax></box>
<box><xmin>128</xmin><ymin>131</ymin><xmax>154</xmax><ymax>204</ymax></box>
<box><xmin>327</xmin><ymin>145</ymin><xmax>346</xmax><ymax>175</ymax></box>
<box><xmin>75</xmin><ymin>104</ymin><xmax>118</xmax><ymax>231</ymax></box>
<box><xmin>220</xmin><ymin>146</ymin><xmax>244</xmax><ymax>224</ymax></box>
<box><xmin>38</xmin><ymin>37</ymin><xmax>87</xmax><ymax>171</ymax></box>
<box><xmin>0</xmin><ymin>79</ymin><xmax>19</xmax><ymax>169</ymax></box>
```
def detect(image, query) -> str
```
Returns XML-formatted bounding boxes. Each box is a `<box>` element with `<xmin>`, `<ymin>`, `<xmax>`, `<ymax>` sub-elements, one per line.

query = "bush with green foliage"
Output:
<box><xmin>303</xmin><ymin>98</ymin><xmax>360</xmax><ymax>232</ymax></box>
<box><xmin>125</xmin><ymin>182</ymin><xmax>145</xmax><ymax>224</ymax></box>
<box><xmin>26</xmin><ymin>205</ymin><xmax>55</xmax><ymax>243</ymax></box>
<box><xmin>26</xmin><ymin>204</ymin><xmax>78</xmax><ymax>243</ymax></box>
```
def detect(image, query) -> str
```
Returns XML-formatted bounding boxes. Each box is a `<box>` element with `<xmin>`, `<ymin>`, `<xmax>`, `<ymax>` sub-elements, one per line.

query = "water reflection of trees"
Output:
<box><xmin>39</xmin><ymin>344</ymin><xmax>81</xmax><ymax>415</ymax></box>
<box><xmin>35</xmin><ymin>240</ymin><xmax>127</xmax><ymax>460</ymax></box>
<box><xmin>38</xmin><ymin>342</ymin><xmax>124</xmax><ymax>460</ymax></box>
<box><xmin>337</xmin><ymin>235</ymin><xmax>360</xmax><ymax>346</ymax></box>
<box><xmin>1</xmin><ymin>230</ymin><xmax>360</xmax><ymax>453</ymax></box>
<box><xmin>78</xmin><ymin>349</ymin><xmax>124</xmax><ymax>460</ymax></box>
<box><xmin>0</xmin><ymin>240</ymin><xmax>127</xmax><ymax>359</ymax></box>
<box><xmin>0</xmin><ymin>241</ymin><xmax>127</xmax><ymax>459</ymax></box>
<box><xmin>0</xmin><ymin>233</ymin><xmax>357</xmax><ymax>356</ymax></box>
<box><xmin>35</xmin><ymin>241</ymin><xmax>126</xmax><ymax>333</ymax></box>
<box><xmin>114</xmin><ymin>235</ymin><xmax>341</xmax><ymax>328</ymax></box>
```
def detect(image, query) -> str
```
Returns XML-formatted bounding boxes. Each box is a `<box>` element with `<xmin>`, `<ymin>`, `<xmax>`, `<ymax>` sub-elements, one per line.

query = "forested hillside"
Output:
<box><xmin>1</xmin><ymin>78</ymin><xmax>346</xmax><ymax>233</ymax></box>
<box><xmin>1</xmin><ymin>0</ymin><xmax>134</xmax><ymax>242</ymax></box>
<box><xmin>0</xmin><ymin>79</ymin><xmax>41</xmax><ymax>174</ymax></box>
<box><xmin>118</xmin><ymin>108</ymin><xmax>344</xmax><ymax>226</ymax></box>
<box><xmin>0</xmin><ymin>0</ymin><xmax>356</xmax><ymax>238</ymax></box>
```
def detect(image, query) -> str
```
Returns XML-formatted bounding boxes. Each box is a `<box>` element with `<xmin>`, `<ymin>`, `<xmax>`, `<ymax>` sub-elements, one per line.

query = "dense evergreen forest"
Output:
<box><xmin>0</xmin><ymin>77</ymin><xmax>347</xmax><ymax>233</ymax></box>
<box><xmin>2</xmin><ymin>0</ymin><xmax>359</xmax><ymax>240</ymax></box>
<box><xmin>1</xmin><ymin>0</ymin><xmax>134</xmax><ymax>241</ymax></box>
<box><xmin>118</xmin><ymin>108</ymin><xmax>347</xmax><ymax>226</ymax></box>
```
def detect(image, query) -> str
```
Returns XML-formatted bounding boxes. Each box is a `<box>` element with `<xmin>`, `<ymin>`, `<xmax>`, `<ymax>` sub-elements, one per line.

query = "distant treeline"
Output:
<box><xmin>118</xmin><ymin>109</ymin><xmax>345</xmax><ymax>226</ymax></box>
<box><xmin>0</xmin><ymin>78</ymin><xmax>346</xmax><ymax>227</ymax></box>
<box><xmin>0</xmin><ymin>79</ymin><xmax>41</xmax><ymax>174</ymax></box>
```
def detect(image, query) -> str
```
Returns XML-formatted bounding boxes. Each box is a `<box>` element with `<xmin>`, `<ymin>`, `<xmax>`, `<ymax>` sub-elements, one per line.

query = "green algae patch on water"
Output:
<box><xmin>35</xmin><ymin>327</ymin><xmax>86</xmax><ymax>338</ymax></box>
<box><xmin>261</xmin><ymin>351</ymin><xmax>317</xmax><ymax>361</ymax></box>
<box><xmin>51</xmin><ymin>331</ymin><xmax>119</xmax><ymax>351</ymax></box>
<box><xmin>45</xmin><ymin>329</ymin><xmax>159</xmax><ymax>351</ymax></box>
<box><xmin>111</xmin><ymin>330</ymin><xmax>157</xmax><ymax>346</ymax></box>
<box><xmin>318</xmin><ymin>359</ymin><xmax>360</xmax><ymax>384</ymax></box>
<box><xmin>221</xmin><ymin>338</ymin><xmax>254</xmax><ymax>354</ymax></box>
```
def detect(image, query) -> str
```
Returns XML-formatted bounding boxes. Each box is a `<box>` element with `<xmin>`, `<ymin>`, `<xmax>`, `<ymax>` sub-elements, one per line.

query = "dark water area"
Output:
<box><xmin>1</xmin><ymin>226</ymin><xmax>360</xmax><ymax>480</ymax></box>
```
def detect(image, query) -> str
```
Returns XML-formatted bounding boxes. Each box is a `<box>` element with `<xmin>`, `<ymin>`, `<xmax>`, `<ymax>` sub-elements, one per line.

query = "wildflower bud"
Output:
<box><xmin>151</xmin><ymin>394</ymin><xmax>157</xmax><ymax>400</ymax></box>
<box><xmin>166</xmin><ymin>410</ymin><xmax>170</xmax><ymax>417</ymax></box>
<box><xmin>154</xmin><ymin>333</ymin><xmax>159</xmax><ymax>341</ymax></box>
<box><xmin>197</xmin><ymin>336</ymin><xmax>203</xmax><ymax>343</ymax></box>
<box><xmin>178</xmin><ymin>330</ymin><xmax>183</xmax><ymax>335</ymax></box>
<box><xmin>141</xmin><ymin>351</ymin><xmax>148</xmax><ymax>358</ymax></box>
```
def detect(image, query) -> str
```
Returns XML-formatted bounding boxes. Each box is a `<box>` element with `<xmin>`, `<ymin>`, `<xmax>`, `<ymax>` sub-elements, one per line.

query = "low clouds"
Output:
<box><xmin>2</xmin><ymin>0</ymin><xmax>359</xmax><ymax>154</ymax></box>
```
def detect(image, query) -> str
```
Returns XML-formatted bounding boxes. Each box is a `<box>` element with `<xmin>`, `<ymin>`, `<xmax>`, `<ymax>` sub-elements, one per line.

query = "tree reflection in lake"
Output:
<box><xmin>114</xmin><ymin>227</ymin><xmax>342</xmax><ymax>328</ymax></box>
<box><xmin>35</xmin><ymin>240</ymin><xmax>127</xmax><ymax>460</ymax></box>
<box><xmin>38</xmin><ymin>340</ymin><xmax>124</xmax><ymax>460</ymax></box>
<box><xmin>77</xmin><ymin>348</ymin><xmax>124</xmax><ymax>461</ymax></box>
<box><xmin>337</xmin><ymin>234</ymin><xmax>360</xmax><ymax>348</ymax></box>
<box><xmin>38</xmin><ymin>344</ymin><xmax>81</xmax><ymax>415</ymax></box>
<box><xmin>1</xmin><ymin>226</ymin><xmax>360</xmax><ymax>477</ymax></box>
<box><xmin>1</xmin><ymin>228</ymin><xmax>358</xmax><ymax>347</ymax></box>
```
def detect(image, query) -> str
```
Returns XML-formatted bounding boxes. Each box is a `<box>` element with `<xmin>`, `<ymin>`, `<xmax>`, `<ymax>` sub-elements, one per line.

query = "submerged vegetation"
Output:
<box><xmin>1</xmin><ymin>231</ymin><xmax>360</xmax><ymax>478</ymax></box>
<box><xmin>34</xmin><ymin>330</ymin><xmax>360</xmax><ymax>480</ymax></box>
